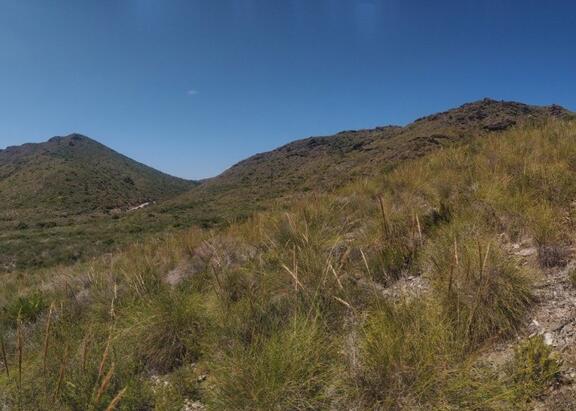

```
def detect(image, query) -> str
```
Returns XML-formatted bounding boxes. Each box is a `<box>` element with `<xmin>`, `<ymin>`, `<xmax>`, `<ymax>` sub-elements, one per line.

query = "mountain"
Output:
<box><xmin>200</xmin><ymin>98</ymin><xmax>572</xmax><ymax>191</ymax></box>
<box><xmin>0</xmin><ymin>99</ymin><xmax>571</xmax><ymax>271</ymax></box>
<box><xmin>0</xmin><ymin>134</ymin><xmax>196</xmax><ymax>270</ymax></box>
<box><xmin>0</xmin><ymin>133</ymin><xmax>195</xmax><ymax>218</ymax></box>
<box><xmin>160</xmin><ymin>98</ymin><xmax>573</xmax><ymax>222</ymax></box>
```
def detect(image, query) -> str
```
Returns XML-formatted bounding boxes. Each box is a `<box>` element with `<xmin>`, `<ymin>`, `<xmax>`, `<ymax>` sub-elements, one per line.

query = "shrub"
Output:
<box><xmin>368</xmin><ymin>237</ymin><xmax>416</xmax><ymax>285</ymax></box>
<box><xmin>215</xmin><ymin>293</ymin><xmax>294</xmax><ymax>347</ymax></box>
<box><xmin>512</xmin><ymin>336</ymin><xmax>560</xmax><ymax>400</ymax></box>
<box><xmin>537</xmin><ymin>244</ymin><xmax>570</xmax><ymax>268</ymax></box>
<box><xmin>2</xmin><ymin>292</ymin><xmax>48</xmax><ymax>327</ymax></box>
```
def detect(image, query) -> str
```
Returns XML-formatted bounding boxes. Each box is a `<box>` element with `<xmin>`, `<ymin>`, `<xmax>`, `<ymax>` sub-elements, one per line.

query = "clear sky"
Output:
<box><xmin>1</xmin><ymin>1</ymin><xmax>575</xmax><ymax>179</ymax></box>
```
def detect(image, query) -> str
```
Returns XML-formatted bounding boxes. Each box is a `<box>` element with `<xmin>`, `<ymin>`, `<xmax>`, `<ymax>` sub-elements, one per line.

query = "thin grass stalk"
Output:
<box><xmin>413</xmin><ymin>212</ymin><xmax>423</xmax><ymax>243</ymax></box>
<box><xmin>81</xmin><ymin>329</ymin><xmax>92</xmax><ymax>372</ymax></box>
<box><xmin>281</xmin><ymin>263</ymin><xmax>304</xmax><ymax>291</ymax></box>
<box><xmin>454</xmin><ymin>238</ymin><xmax>459</xmax><ymax>267</ymax></box>
<box><xmin>290</xmin><ymin>245</ymin><xmax>297</xmax><ymax>291</ymax></box>
<box><xmin>329</xmin><ymin>264</ymin><xmax>344</xmax><ymax>290</ymax></box>
<box><xmin>465</xmin><ymin>242</ymin><xmax>492</xmax><ymax>345</ymax></box>
<box><xmin>204</xmin><ymin>241</ymin><xmax>224</xmax><ymax>296</ymax></box>
<box><xmin>477</xmin><ymin>241</ymin><xmax>484</xmax><ymax>281</ymax></box>
<box><xmin>302</xmin><ymin>215</ymin><xmax>310</xmax><ymax>245</ymax></box>
<box><xmin>416</xmin><ymin>213</ymin><xmax>422</xmax><ymax>242</ymax></box>
<box><xmin>52</xmin><ymin>345</ymin><xmax>68</xmax><ymax>401</ymax></box>
<box><xmin>94</xmin><ymin>362</ymin><xmax>116</xmax><ymax>406</ymax></box>
<box><xmin>0</xmin><ymin>334</ymin><xmax>9</xmax><ymax>377</ymax></box>
<box><xmin>98</xmin><ymin>341</ymin><xmax>110</xmax><ymax>378</ymax></box>
<box><xmin>378</xmin><ymin>196</ymin><xmax>390</xmax><ymax>240</ymax></box>
<box><xmin>110</xmin><ymin>283</ymin><xmax>117</xmax><ymax>320</ymax></box>
<box><xmin>16</xmin><ymin>319</ymin><xmax>22</xmax><ymax>391</ymax></box>
<box><xmin>104</xmin><ymin>387</ymin><xmax>127</xmax><ymax>411</ymax></box>
<box><xmin>333</xmin><ymin>296</ymin><xmax>357</xmax><ymax>316</ymax></box>
<box><xmin>447</xmin><ymin>264</ymin><xmax>454</xmax><ymax>296</ymax></box>
<box><xmin>43</xmin><ymin>303</ymin><xmax>54</xmax><ymax>375</ymax></box>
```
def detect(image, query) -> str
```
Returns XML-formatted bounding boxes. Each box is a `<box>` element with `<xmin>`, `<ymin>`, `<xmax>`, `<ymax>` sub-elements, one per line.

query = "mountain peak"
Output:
<box><xmin>411</xmin><ymin>98</ymin><xmax>571</xmax><ymax>132</ymax></box>
<box><xmin>457</xmin><ymin>97</ymin><xmax>570</xmax><ymax>115</ymax></box>
<box><xmin>47</xmin><ymin>133</ymin><xmax>95</xmax><ymax>145</ymax></box>
<box><xmin>0</xmin><ymin>133</ymin><xmax>195</xmax><ymax>215</ymax></box>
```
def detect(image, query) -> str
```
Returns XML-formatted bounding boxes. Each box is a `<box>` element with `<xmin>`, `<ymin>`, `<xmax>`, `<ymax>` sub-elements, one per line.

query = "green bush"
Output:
<box><xmin>512</xmin><ymin>336</ymin><xmax>560</xmax><ymax>400</ymax></box>
<box><xmin>2</xmin><ymin>292</ymin><xmax>48</xmax><ymax>326</ymax></box>
<box><xmin>118</xmin><ymin>291</ymin><xmax>209</xmax><ymax>373</ymax></box>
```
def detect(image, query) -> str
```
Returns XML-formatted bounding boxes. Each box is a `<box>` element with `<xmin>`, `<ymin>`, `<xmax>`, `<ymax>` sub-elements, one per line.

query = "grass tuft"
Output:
<box><xmin>206</xmin><ymin>315</ymin><xmax>336</xmax><ymax>410</ymax></box>
<box><xmin>512</xmin><ymin>335</ymin><xmax>561</xmax><ymax>400</ymax></box>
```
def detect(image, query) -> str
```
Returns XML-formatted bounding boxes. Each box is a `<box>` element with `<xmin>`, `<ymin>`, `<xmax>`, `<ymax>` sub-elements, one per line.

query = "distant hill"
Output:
<box><xmin>0</xmin><ymin>133</ymin><xmax>195</xmax><ymax>218</ymax></box>
<box><xmin>161</xmin><ymin>98</ymin><xmax>573</xmax><ymax>221</ymax></box>
<box><xmin>0</xmin><ymin>134</ymin><xmax>197</xmax><ymax>270</ymax></box>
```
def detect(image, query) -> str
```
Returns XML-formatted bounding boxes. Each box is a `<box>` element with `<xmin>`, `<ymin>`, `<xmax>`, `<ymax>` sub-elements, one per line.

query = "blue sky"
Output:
<box><xmin>1</xmin><ymin>1</ymin><xmax>575</xmax><ymax>179</ymax></box>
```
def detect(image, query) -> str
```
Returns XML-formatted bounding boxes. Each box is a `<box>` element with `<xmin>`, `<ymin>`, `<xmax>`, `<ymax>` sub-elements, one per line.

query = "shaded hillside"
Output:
<box><xmin>0</xmin><ymin>133</ymin><xmax>195</xmax><ymax>218</ymax></box>
<box><xmin>160</xmin><ymin>99</ymin><xmax>573</xmax><ymax>222</ymax></box>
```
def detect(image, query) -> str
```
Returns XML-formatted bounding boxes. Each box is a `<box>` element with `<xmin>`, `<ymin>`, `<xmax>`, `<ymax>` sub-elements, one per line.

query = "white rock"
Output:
<box><xmin>517</xmin><ymin>248</ymin><xmax>536</xmax><ymax>257</ymax></box>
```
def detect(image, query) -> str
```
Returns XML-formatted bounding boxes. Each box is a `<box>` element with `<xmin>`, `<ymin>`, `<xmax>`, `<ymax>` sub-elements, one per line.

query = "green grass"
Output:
<box><xmin>426</xmin><ymin>222</ymin><xmax>534</xmax><ymax>348</ymax></box>
<box><xmin>206</xmin><ymin>315</ymin><xmax>336</xmax><ymax>410</ymax></box>
<box><xmin>512</xmin><ymin>336</ymin><xmax>561</xmax><ymax>401</ymax></box>
<box><xmin>2</xmin><ymin>120</ymin><xmax>576</xmax><ymax>409</ymax></box>
<box><xmin>355</xmin><ymin>299</ymin><xmax>455</xmax><ymax>407</ymax></box>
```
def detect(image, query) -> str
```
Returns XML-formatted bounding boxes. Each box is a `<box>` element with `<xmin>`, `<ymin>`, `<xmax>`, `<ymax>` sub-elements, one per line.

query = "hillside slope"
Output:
<box><xmin>3</xmin><ymin>119</ymin><xmax>576</xmax><ymax>409</ymax></box>
<box><xmin>159</xmin><ymin>98</ymin><xmax>572</xmax><ymax>222</ymax></box>
<box><xmin>217</xmin><ymin>98</ymin><xmax>569</xmax><ymax>189</ymax></box>
<box><xmin>0</xmin><ymin>134</ymin><xmax>197</xmax><ymax>270</ymax></box>
<box><xmin>0</xmin><ymin>99</ymin><xmax>571</xmax><ymax>271</ymax></box>
<box><xmin>0</xmin><ymin>133</ymin><xmax>195</xmax><ymax>218</ymax></box>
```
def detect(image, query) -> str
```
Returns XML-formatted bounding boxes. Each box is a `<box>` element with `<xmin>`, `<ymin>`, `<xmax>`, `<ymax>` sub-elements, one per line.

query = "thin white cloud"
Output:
<box><xmin>187</xmin><ymin>89</ymin><xmax>199</xmax><ymax>96</ymax></box>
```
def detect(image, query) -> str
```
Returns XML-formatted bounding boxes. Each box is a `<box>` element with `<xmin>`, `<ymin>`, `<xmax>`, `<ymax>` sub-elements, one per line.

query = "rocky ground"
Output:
<box><xmin>477</xmin><ymin>240</ymin><xmax>576</xmax><ymax>410</ymax></box>
<box><xmin>526</xmin><ymin>256</ymin><xmax>576</xmax><ymax>410</ymax></box>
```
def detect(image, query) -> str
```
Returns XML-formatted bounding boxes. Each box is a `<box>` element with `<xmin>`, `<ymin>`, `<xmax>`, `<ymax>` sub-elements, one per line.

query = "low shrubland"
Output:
<box><xmin>1</xmin><ymin>120</ymin><xmax>576</xmax><ymax>409</ymax></box>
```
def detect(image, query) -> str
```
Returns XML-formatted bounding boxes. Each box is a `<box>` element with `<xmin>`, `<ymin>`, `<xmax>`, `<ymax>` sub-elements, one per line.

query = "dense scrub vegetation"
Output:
<box><xmin>1</xmin><ymin>120</ymin><xmax>575</xmax><ymax>409</ymax></box>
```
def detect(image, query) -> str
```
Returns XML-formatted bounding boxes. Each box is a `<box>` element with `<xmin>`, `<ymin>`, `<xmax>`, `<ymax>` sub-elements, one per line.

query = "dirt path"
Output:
<box><xmin>480</xmin><ymin>242</ymin><xmax>576</xmax><ymax>409</ymax></box>
<box><xmin>529</xmin><ymin>257</ymin><xmax>576</xmax><ymax>410</ymax></box>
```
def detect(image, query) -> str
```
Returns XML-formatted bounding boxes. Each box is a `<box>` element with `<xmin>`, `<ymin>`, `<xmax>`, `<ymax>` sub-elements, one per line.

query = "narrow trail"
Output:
<box><xmin>529</xmin><ymin>256</ymin><xmax>576</xmax><ymax>410</ymax></box>
<box><xmin>481</xmin><ymin>242</ymin><xmax>576</xmax><ymax>409</ymax></box>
